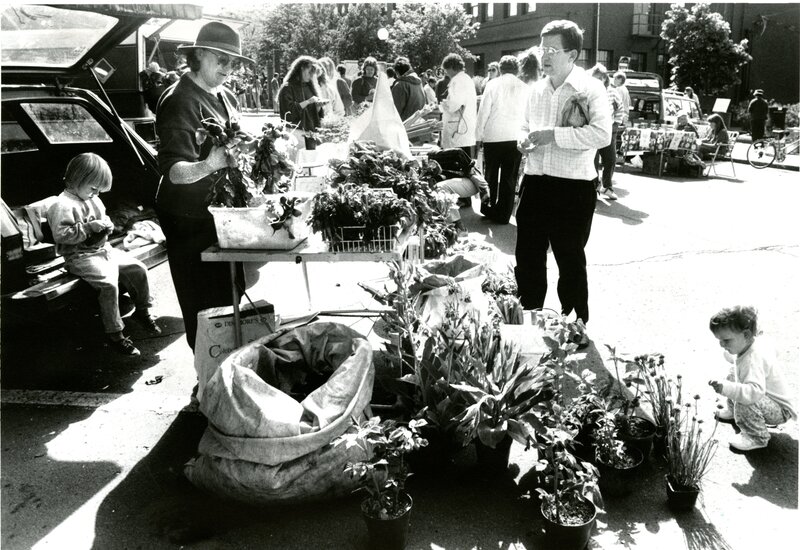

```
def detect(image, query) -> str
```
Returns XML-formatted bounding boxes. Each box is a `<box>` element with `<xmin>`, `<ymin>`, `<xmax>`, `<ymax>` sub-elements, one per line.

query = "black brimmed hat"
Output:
<box><xmin>177</xmin><ymin>22</ymin><xmax>253</xmax><ymax>63</ymax></box>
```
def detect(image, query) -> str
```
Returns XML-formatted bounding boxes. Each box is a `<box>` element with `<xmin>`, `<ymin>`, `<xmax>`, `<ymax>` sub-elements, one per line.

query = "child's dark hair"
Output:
<box><xmin>709</xmin><ymin>305</ymin><xmax>759</xmax><ymax>336</ymax></box>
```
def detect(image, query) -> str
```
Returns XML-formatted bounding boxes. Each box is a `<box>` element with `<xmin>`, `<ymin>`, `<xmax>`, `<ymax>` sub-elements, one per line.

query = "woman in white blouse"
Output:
<box><xmin>475</xmin><ymin>55</ymin><xmax>529</xmax><ymax>223</ymax></box>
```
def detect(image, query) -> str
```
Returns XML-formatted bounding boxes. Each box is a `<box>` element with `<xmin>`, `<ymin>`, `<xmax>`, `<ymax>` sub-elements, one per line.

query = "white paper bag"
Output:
<box><xmin>194</xmin><ymin>300</ymin><xmax>278</xmax><ymax>402</ymax></box>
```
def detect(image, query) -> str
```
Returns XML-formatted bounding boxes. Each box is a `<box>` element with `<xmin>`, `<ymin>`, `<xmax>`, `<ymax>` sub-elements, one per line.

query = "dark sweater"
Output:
<box><xmin>351</xmin><ymin>75</ymin><xmax>377</xmax><ymax>104</ymax></box>
<box><xmin>391</xmin><ymin>72</ymin><xmax>426</xmax><ymax>121</ymax></box>
<box><xmin>277</xmin><ymin>81</ymin><xmax>323</xmax><ymax>132</ymax></box>
<box><xmin>156</xmin><ymin>73</ymin><xmax>240</xmax><ymax>219</ymax></box>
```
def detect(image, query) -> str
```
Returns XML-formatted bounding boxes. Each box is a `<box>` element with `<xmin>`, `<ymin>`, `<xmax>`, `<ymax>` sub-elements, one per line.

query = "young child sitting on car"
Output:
<box><xmin>708</xmin><ymin>305</ymin><xmax>796</xmax><ymax>451</ymax></box>
<box><xmin>47</xmin><ymin>153</ymin><xmax>160</xmax><ymax>356</ymax></box>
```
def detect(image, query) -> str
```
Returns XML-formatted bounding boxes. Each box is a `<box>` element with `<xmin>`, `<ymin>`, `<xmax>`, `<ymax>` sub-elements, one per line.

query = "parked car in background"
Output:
<box><xmin>625</xmin><ymin>71</ymin><xmax>704</xmax><ymax>126</ymax></box>
<box><xmin>1</xmin><ymin>4</ymin><xmax>171</xmax><ymax>323</ymax></box>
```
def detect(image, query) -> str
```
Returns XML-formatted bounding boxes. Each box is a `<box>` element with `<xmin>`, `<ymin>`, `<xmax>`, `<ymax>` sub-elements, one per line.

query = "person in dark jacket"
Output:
<box><xmin>155</xmin><ymin>21</ymin><xmax>250</xmax><ymax>351</ymax></box>
<box><xmin>351</xmin><ymin>57</ymin><xmax>378</xmax><ymax>105</ymax></box>
<box><xmin>748</xmin><ymin>89</ymin><xmax>769</xmax><ymax>141</ymax></box>
<box><xmin>390</xmin><ymin>57</ymin><xmax>426</xmax><ymax>122</ymax></box>
<box><xmin>278</xmin><ymin>56</ymin><xmax>325</xmax><ymax>152</ymax></box>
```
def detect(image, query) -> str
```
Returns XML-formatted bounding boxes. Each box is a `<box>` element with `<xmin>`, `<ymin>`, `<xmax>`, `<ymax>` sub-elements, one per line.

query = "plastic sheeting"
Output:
<box><xmin>185</xmin><ymin>322</ymin><xmax>374</xmax><ymax>504</ymax></box>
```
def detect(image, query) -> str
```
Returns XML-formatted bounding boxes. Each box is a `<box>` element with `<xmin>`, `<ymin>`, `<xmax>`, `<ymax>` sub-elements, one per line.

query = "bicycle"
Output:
<box><xmin>746</xmin><ymin>128</ymin><xmax>800</xmax><ymax>168</ymax></box>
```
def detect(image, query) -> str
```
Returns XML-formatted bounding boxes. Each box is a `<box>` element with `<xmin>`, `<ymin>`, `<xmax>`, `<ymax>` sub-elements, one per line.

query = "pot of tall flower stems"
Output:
<box><xmin>664</xmin><ymin>395</ymin><xmax>719</xmax><ymax>512</ymax></box>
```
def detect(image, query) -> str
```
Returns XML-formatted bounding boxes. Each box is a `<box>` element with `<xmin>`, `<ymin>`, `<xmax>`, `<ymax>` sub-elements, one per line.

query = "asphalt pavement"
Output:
<box><xmin>2</xmin><ymin>128</ymin><xmax>798</xmax><ymax>549</ymax></box>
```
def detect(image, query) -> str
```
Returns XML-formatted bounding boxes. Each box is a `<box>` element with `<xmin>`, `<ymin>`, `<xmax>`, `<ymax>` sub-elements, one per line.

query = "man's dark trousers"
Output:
<box><xmin>514</xmin><ymin>174</ymin><xmax>596</xmax><ymax>323</ymax></box>
<box><xmin>751</xmin><ymin>119</ymin><xmax>766</xmax><ymax>141</ymax></box>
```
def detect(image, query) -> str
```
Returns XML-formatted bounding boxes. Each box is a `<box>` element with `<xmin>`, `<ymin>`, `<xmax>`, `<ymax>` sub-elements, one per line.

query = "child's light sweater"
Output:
<box><xmin>47</xmin><ymin>190</ymin><xmax>111</xmax><ymax>260</ymax></box>
<box><xmin>721</xmin><ymin>339</ymin><xmax>796</xmax><ymax>420</ymax></box>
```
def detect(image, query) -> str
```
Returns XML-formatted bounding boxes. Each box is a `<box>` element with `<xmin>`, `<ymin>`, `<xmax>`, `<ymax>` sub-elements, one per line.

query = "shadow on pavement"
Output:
<box><xmin>1</xmin><ymin>307</ymin><xmax>184</xmax><ymax>393</ymax></box>
<box><xmin>674</xmin><ymin>509</ymin><xmax>736</xmax><ymax>550</ymax></box>
<box><xmin>1</xmin><ymin>405</ymin><xmax>119</xmax><ymax>550</ymax></box>
<box><xmin>594</xmin><ymin>193</ymin><xmax>649</xmax><ymax>226</ymax></box>
<box><xmin>733</xmin><ymin>432</ymin><xmax>798</xmax><ymax>508</ymax></box>
<box><xmin>89</xmin><ymin>413</ymin><xmax>540</xmax><ymax>549</ymax></box>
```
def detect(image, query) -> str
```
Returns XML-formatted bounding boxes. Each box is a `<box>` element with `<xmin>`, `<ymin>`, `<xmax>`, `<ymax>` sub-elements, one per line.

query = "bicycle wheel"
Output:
<box><xmin>747</xmin><ymin>140</ymin><xmax>777</xmax><ymax>169</ymax></box>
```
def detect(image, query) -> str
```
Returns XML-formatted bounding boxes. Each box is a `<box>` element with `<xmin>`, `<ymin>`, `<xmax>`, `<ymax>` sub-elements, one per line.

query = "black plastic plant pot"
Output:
<box><xmin>618</xmin><ymin>416</ymin><xmax>657</xmax><ymax>461</ymax></box>
<box><xmin>596</xmin><ymin>443</ymin><xmax>644</xmax><ymax>498</ymax></box>
<box><xmin>665</xmin><ymin>475</ymin><xmax>700</xmax><ymax>511</ymax></box>
<box><xmin>407</xmin><ymin>427</ymin><xmax>460</xmax><ymax>475</ymax></box>
<box><xmin>475</xmin><ymin>435</ymin><xmax>512</xmax><ymax>474</ymax></box>
<box><xmin>540</xmin><ymin>497</ymin><xmax>597</xmax><ymax>550</ymax></box>
<box><xmin>362</xmin><ymin>494</ymin><xmax>413</xmax><ymax>550</ymax></box>
<box><xmin>652</xmin><ymin>429</ymin><xmax>667</xmax><ymax>460</ymax></box>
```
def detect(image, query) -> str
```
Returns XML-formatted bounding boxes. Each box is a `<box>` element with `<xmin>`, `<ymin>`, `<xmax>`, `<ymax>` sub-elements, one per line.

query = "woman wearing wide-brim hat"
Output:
<box><xmin>154</xmin><ymin>21</ymin><xmax>253</xmax><ymax>352</ymax></box>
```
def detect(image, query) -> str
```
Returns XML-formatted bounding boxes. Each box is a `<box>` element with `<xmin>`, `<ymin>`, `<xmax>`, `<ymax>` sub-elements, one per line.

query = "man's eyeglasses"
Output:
<box><xmin>535</xmin><ymin>46</ymin><xmax>570</xmax><ymax>57</ymax></box>
<box><xmin>207</xmin><ymin>50</ymin><xmax>241</xmax><ymax>69</ymax></box>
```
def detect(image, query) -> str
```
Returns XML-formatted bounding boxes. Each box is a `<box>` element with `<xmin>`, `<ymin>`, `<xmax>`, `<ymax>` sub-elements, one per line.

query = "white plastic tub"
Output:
<box><xmin>209</xmin><ymin>192</ymin><xmax>313</xmax><ymax>250</ymax></box>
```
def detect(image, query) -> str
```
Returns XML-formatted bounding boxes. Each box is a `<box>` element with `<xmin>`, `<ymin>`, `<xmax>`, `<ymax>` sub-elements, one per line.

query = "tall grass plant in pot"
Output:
<box><xmin>665</xmin><ymin>395</ymin><xmax>719</xmax><ymax>511</ymax></box>
<box><xmin>335</xmin><ymin>417</ymin><xmax>428</xmax><ymax>550</ymax></box>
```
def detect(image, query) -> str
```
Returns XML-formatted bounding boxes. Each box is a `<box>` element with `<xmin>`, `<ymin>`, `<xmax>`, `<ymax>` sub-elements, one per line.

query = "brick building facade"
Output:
<box><xmin>460</xmin><ymin>3</ymin><xmax>799</xmax><ymax>105</ymax></box>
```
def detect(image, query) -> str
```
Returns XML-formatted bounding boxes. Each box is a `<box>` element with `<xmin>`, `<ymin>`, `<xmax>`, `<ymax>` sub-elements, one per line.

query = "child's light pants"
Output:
<box><xmin>66</xmin><ymin>247</ymin><xmax>152</xmax><ymax>334</ymax></box>
<box><xmin>726</xmin><ymin>373</ymin><xmax>791</xmax><ymax>445</ymax></box>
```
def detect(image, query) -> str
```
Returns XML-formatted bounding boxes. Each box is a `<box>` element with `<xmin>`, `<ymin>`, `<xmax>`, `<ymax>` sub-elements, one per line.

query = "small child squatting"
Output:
<box><xmin>708</xmin><ymin>306</ymin><xmax>796</xmax><ymax>452</ymax></box>
<box><xmin>47</xmin><ymin>153</ymin><xmax>161</xmax><ymax>356</ymax></box>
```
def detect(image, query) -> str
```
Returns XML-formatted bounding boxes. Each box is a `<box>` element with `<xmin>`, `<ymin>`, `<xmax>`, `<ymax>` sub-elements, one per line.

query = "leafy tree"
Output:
<box><xmin>660</xmin><ymin>3</ymin><xmax>752</xmax><ymax>96</ymax></box>
<box><xmin>334</xmin><ymin>3</ymin><xmax>394</xmax><ymax>63</ymax></box>
<box><xmin>389</xmin><ymin>3</ymin><xmax>478</xmax><ymax>73</ymax></box>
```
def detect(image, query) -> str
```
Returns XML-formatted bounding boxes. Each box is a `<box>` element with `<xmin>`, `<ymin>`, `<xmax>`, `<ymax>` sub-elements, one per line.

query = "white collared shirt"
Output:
<box><xmin>475</xmin><ymin>73</ymin><xmax>529</xmax><ymax>143</ymax></box>
<box><xmin>519</xmin><ymin>65</ymin><xmax>611</xmax><ymax>181</ymax></box>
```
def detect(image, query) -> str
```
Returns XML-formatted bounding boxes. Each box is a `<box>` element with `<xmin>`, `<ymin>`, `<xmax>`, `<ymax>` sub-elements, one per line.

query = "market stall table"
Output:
<box><xmin>201</xmin><ymin>232</ymin><xmax>417</xmax><ymax>347</ymax></box>
<box><xmin>620</xmin><ymin>126</ymin><xmax>706</xmax><ymax>177</ymax></box>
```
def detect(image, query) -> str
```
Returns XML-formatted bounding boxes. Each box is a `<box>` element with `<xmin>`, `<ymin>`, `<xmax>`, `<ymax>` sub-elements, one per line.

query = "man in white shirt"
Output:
<box><xmin>515</xmin><ymin>20</ymin><xmax>611</xmax><ymax>331</ymax></box>
<box><xmin>475</xmin><ymin>55</ymin><xmax>528</xmax><ymax>223</ymax></box>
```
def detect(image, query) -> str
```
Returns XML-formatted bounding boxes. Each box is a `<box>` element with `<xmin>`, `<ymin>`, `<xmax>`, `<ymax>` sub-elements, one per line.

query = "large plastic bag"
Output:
<box><xmin>410</xmin><ymin>255</ymin><xmax>490</xmax><ymax>327</ymax></box>
<box><xmin>184</xmin><ymin>322</ymin><xmax>373</xmax><ymax>504</ymax></box>
<box><xmin>349</xmin><ymin>73</ymin><xmax>412</xmax><ymax>159</ymax></box>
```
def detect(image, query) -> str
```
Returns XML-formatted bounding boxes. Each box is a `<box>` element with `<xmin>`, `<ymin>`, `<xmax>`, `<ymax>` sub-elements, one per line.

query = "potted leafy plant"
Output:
<box><xmin>335</xmin><ymin>416</ymin><xmax>428</xmax><ymax>550</ymax></box>
<box><xmin>665</xmin><ymin>395</ymin><xmax>719</xmax><ymax>511</ymax></box>
<box><xmin>592</xmin><ymin>410</ymin><xmax>644</xmax><ymax>498</ymax></box>
<box><xmin>535</xmin><ymin>427</ymin><xmax>600</xmax><ymax>550</ymax></box>
<box><xmin>451</xmin><ymin>320</ymin><xmax>555</xmax><ymax>473</ymax></box>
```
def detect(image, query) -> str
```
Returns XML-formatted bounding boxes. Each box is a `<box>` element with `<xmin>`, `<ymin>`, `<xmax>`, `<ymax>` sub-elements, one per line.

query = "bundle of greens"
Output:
<box><xmin>250</xmin><ymin>122</ymin><xmax>296</xmax><ymax>195</ymax></box>
<box><xmin>309</xmin><ymin>115</ymin><xmax>353</xmax><ymax>144</ymax></box>
<box><xmin>198</xmin><ymin>116</ymin><xmax>257</xmax><ymax>207</ymax></box>
<box><xmin>309</xmin><ymin>184</ymin><xmax>417</xmax><ymax>249</ymax></box>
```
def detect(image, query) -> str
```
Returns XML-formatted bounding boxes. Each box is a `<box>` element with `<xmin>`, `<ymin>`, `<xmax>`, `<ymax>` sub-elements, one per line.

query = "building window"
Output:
<box><xmin>632</xmin><ymin>3</ymin><xmax>662</xmax><ymax>36</ymax></box>
<box><xmin>464</xmin><ymin>3</ymin><xmax>480</xmax><ymax>22</ymax></box>
<box><xmin>597</xmin><ymin>49</ymin><xmax>613</xmax><ymax>68</ymax></box>
<box><xmin>507</xmin><ymin>4</ymin><xmax>517</xmax><ymax>17</ymax></box>
<box><xmin>630</xmin><ymin>52</ymin><xmax>647</xmax><ymax>71</ymax></box>
<box><xmin>576</xmin><ymin>49</ymin><xmax>591</xmax><ymax>68</ymax></box>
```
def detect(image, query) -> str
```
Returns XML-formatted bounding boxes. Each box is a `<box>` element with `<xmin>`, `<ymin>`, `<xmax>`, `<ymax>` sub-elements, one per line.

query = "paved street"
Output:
<box><xmin>1</xmin><ymin>144</ymin><xmax>798</xmax><ymax>549</ymax></box>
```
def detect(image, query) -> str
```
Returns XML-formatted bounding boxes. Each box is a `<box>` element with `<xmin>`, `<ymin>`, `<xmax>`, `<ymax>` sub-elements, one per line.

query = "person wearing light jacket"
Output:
<box><xmin>475</xmin><ymin>55</ymin><xmax>529</xmax><ymax>224</ymax></box>
<box><xmin>439</xmin><ymin>53</ymin><xmax>478</xmax><ymax>156</ymax></box>
<box><xmin>390</xmin><ymin>56</ymin><xmax>426</xmax><ymax>122</ymax></box>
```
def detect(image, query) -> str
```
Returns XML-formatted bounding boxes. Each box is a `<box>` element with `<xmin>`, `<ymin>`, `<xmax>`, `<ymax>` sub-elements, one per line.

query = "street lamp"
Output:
<box><xmin>377</xmin><ymin>27</ymin><xmax>389</xmax><ymax>41</ymax></box>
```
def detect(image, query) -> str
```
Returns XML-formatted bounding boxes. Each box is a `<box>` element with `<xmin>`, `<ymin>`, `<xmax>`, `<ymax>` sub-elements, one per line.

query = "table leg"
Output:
<box><xmin>301</xmin><ymin>260</ymin><xmax>313</xmax><ymax>309</ymax></box>
<box><xmin>230</xmin><ymin>261</ymin><xmax>242</xmax><ymax>348</ymax></box>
